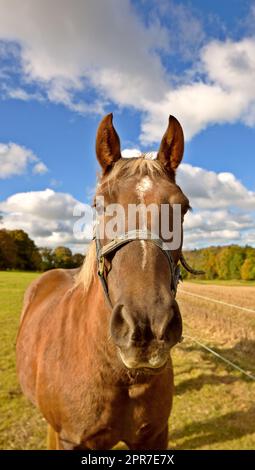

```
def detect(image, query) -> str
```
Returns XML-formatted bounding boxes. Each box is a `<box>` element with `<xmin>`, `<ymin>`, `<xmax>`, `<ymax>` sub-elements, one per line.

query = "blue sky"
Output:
<box><xmin>0</xmin><ymin>0</ymin><xmax>255</xmax><ymax>251</ymax></box>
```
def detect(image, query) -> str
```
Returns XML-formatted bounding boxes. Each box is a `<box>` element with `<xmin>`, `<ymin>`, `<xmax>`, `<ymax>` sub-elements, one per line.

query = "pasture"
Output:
<box><xmin>0</xmin><ymin>272</ymin><xmax>255</xmax><ymax>449</ymax></box>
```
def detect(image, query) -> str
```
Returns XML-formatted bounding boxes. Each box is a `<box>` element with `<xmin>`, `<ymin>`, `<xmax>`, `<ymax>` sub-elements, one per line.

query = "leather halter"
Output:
<box><xmin>95</xmin><ymin>229</ymin><xmax>181</xmax><ymax>308</ymax></box>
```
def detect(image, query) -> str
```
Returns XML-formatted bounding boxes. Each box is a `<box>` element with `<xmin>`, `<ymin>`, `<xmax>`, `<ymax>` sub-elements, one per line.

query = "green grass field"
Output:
<box><xmin>0</xmin><ymin>271</ymin><xmax>255</xmax><ymax>450</ymax></box>
<box><xmin>0</xmin><ymin>271</ymin><xmax>45</xmax><ymax>449</ymax></box>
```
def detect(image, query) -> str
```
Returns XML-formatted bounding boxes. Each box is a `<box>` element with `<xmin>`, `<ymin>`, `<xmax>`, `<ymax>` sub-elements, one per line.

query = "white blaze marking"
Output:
<box><xmin>141</xmin><ymin>240</ymin><xmax>147</xmax><ymax>271</ymax></box>
<box><xmin>136</xmin><ymin>176</ymin><xmax>153</xmax><ymax>201</ymax></box>
<box><xmin>136</xmin><ymin>177</ymin><xmax>152</xmax><ymax>271</ymax></box>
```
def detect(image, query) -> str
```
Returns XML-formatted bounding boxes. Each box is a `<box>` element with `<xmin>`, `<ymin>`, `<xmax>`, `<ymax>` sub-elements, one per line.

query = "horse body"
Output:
<box><xmin>17</xmin><ymin>267</ymin><xmax>173</xmax><ymax>449</ymax></box>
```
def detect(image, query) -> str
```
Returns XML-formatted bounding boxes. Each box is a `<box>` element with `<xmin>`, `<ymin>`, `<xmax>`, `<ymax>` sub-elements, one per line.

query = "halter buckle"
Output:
<box><xmin>98</xmin><ymin>256</ymin><xmax>105</xmax><ymax>277</ymax></box>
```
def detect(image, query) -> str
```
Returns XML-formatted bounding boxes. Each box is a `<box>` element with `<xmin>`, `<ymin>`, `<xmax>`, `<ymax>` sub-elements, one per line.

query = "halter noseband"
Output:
<box><xmin>95</xmin><ymin>230</ymin><xmax>182</xmax><ymax>308</ymax></box>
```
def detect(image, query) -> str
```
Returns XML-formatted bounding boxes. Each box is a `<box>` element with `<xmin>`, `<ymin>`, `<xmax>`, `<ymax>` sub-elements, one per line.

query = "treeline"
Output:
<box><xmin>1</xmin><ymin>229</ymin><xmax>255</xmax><ymax>280</ymax></box>
<box><xmin>0</xmin><ymin>229</ymin><xmax>84</xmax><ymax>271</ymax></box>
<box><xmin>182</xmin><ymin>245</ymin><xmax>255</xmax><ymax>281</ymax></box>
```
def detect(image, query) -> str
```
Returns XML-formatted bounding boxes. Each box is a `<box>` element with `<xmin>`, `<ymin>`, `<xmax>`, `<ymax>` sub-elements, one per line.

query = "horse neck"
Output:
<box><xmin>81</xmin><ymin>276</ymin><xmax>122</xmax><ymax>369</ymax></box>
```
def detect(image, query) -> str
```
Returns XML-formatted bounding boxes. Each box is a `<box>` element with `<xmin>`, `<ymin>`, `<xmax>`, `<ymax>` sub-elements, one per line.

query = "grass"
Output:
<box><xmin>0</xmin><ymin>271</ymin><xmax>255</xmax><ymax>449</ymax></box>
<box><xmin>170</xmin><ymin>343</ymin><xmax>255</xmax><ymax>450</ymax></box>
<box><xmin>0</xmin><ymin>271</ymin><xmax>45</xmax><ymax>450</ymax></box>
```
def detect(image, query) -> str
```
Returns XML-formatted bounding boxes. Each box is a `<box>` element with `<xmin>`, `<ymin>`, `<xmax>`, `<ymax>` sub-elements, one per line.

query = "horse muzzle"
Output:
<box><xmin>118</xmin><ymin>348</ymin><xmax>169</xmax><ymax>373</ymax></box>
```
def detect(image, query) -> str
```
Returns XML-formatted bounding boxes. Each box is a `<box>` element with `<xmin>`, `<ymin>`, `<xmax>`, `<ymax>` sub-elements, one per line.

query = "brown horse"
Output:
<box><xmin>16</xmin><ymin>113</ymin><xmax>191</xmax><ymax>450</ymax></box>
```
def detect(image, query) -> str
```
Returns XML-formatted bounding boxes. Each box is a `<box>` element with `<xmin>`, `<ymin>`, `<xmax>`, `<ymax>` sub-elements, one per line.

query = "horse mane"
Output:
<box><xmin>75</xmin><ymin>241</ymin><xmax>96</xmax><ymax>291</ymax></box>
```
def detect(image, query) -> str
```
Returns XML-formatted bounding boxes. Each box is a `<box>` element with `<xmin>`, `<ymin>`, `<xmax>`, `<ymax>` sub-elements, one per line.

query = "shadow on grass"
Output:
<box><xmin>181</xmin><ymin>339</ymin><xmax>255</xmax><ymax>381</ymax></box>
<box><xmin>170</xmin><ymin>406</ymin><xmax>255</xmax><ymax>449</ymax></box>
<box><xmin>171</xmin><ymin>339</ymin><xmax>255</xmax><ymax>449</ymax></box>
<box><xmin>175</xmin><ymin>373</ymin><xmax>238</xmax><ymax>395</ymax></box>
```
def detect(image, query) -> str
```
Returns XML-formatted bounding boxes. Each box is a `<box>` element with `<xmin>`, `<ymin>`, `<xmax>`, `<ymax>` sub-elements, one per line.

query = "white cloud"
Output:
<box><xmin>3</xmin><ymin>87</ymin><xmax>44</xmax><ymax>102</ymax></box>
<box><xmin>177</xmin><ymin>163</ymin><xmax>255</xmax><ymax>211</ymax></box>
<box><xmin>140</xmin><ymin>82</ymin><xmax>244</xmax><ymax>143</ymax></box>
<box><xmin>140</xmin><ymin>37</ymin><xmax>255</xmax><ymax>142</ymax></box>
<box><xmin>122</xmin><ymin>149</ymin><xmax>158</xmax><ymax>159</ymax></box>
<box><xmin>184</xmin><ymin>209</ymin><xmax>253</xmax><ymax>232</ymax></box>
<box><xmin>0</xmin><ymin>188</ymin><xmax>77</xmax><ymax>220</ymax></box>
<box><xmin>243</xmin><ymin>2</ymin><xmax>255</xmax><ymax>36</ymax></box>
<box><xmin>50</xmin><ymin>178</ymin><xmax>62</xmax><ymax>188</ymax></box>
<box><xmin>0</xmin><ymin>142</ymin><xmax>48</xmax><ymax>178</ymax></box>
<box><xmin>121</xmin><ymin>148</ymin><xmax>142</xmax><ymax>158</ymax></box>
<box><xmin>0</xmin><ymin>0</ymin><xmax>168</xmax><ymax>114</ymax></box>
<box><xmin>0</xmin><ymin>142</ymin><xmax>36</xmax><ymax>178</ymax></box>
<box><xmin>150</xmin><ymin>0</ymin><xmax>205</xmax><ymax>61</ymax></box>
<box><xmin>183</xmin><ymin>229</ymin><xmax>242</xmax><ymax>249</ymax></box>
<box><xmin>0</xmin><ymin>188</ymin><xmax>90</xmax><ymax>249</ymax></box>
<box><xmin>0</xmin><ymin>2</ymin><xmax>255</xmax><ymax>142</ymax></box>
<box><xmin>183</xmin><ymin>209</ymin><xmax>254</xmax><ymax>249</ymax></box>
<box><xmin>177</xmin><ymin>163</ymin><xmax>255</xmax><ymax>248</ymax></box>
<box><xmin>33</xmin><ymin>161</ymin><xmax>48</xmax><ymax>175</ymax></box>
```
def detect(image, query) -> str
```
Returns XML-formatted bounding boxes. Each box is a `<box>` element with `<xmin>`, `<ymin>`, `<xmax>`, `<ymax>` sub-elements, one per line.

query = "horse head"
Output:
<box><xmin>94</xmin><ymin>113</ymin><xmax>190</xmax><ymax>373</ymax></box>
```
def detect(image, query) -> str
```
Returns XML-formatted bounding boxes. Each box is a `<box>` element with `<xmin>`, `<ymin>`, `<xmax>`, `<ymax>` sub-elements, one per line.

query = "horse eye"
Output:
<box><xmin>95</xmin><ymin>202</ymin><xmax>105</xmax><ymax>215</ymax></box>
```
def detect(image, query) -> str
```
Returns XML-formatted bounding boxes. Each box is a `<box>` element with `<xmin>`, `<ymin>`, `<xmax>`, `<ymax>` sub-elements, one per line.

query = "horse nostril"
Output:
<box><xmin>158</xmin><ymin>305</ymin><xmax>182</xmax><ymax>347</ymax></box>
<box><xmin>110</xmin><ymin>304</ymin><xmax>134</xmax><ymax>348</ymax></box>
<box><xmin>157</xmin><ymin>307</ymin><xmax>175</xmax><ymax>341</ymax></box>
<box><xmin>163</xmin><ymin>320</ymin><xmax>174</xmax><ymax>343</ymax></box>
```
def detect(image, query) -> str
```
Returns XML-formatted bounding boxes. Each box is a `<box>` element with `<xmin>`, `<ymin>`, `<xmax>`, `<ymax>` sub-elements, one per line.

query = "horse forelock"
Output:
<box><xmin>97</xmin><ymin>157</ymin><xmax>173</xmax><ymax>193</ymax></box>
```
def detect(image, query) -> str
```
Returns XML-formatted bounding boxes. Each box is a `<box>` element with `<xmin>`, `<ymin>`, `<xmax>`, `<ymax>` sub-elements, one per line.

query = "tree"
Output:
<box><xmin>241</xmin><ymin>255</ymin><xmax>255</xmax><ymax>281</ymax></box>
<box><xmin>71</xmin><ymin>253</ymin><xmax>85</xmax><ymax>268</ymax></box>
<box><xmin>0</xmin><ymin>229</ymin><xmax>18</xmax><ymax>269</ymax></box>
<box><xmin>9</xmin><ymin>229</ymin><xmax>42</xmax><ymax>271</ymax></box>
<box><xmin>39</xmin><ymin>248</ymin><xmax>55</xmax><ymax>271</ymax></box>
<box><xmin>180</xmin><ymin>245</ymin><xmax>255</xmax><ymax>281</ymax></box>
<box><xmin>53</xmin><ymin>246</ymin><xmax>73</xmax><ymax>269</ymax></box>
<box><xmin>1</xmin><ymin>227</ymin><xmax>252</xmax><ymax>277</ymax></box>
<box><xmin>228</xmin><ymin>246</ymin><xmax>245</xmax><ymax>279</ymax></box>
<box><xmin>201</xmin><ymin>248</ymin><xmax>217</xmax><ymax>280</ymax></box>
<box><xmin>216</xmin><ymin>247</ymin><xmax>230</xmax><ymax>279</ymax></box>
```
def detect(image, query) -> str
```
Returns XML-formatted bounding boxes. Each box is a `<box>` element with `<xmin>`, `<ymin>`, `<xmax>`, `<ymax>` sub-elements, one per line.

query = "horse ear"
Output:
<box><xmin>96</xmin><ymin>113</ymin><xmax>121</xmax><ymax>174</ymax></box>
<box><xmin>157</xmin><ymin>115</ymin><xmax>184</xmax><ymax>173</ymax></box>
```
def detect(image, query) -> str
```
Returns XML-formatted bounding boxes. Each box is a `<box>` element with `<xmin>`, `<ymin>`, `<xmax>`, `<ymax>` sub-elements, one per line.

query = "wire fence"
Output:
<box><xmin>183</xmin><ymin>332</ymin><xmax>255</xmax><ymax>381</ymax></box>
<box><xmin>178</xmin><ymin>289</ymin><xmax>255</xmax><ymax>314</ymax></box>
<box><xmin>177</xmin><ymin>286</ymin><xmax>255</xmax><ymax>381</ymax></box>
